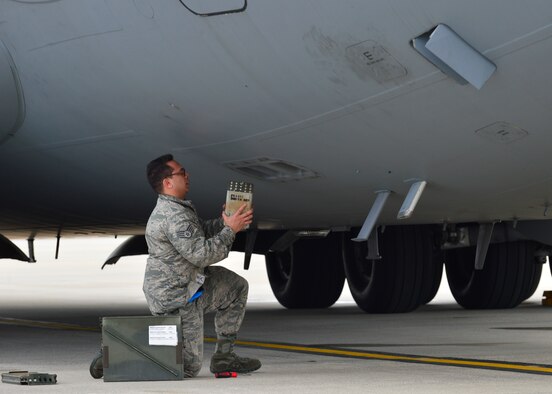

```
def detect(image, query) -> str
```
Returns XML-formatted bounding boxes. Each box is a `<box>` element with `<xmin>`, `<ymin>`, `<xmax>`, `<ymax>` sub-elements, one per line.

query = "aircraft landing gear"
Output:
<box><xmin>445</xmin><ymin>240</ymin><xmax>542</xmax><ymax>309</ymax></box>
<box><xmin>342</xmin><ymin>225</ymin><xmax>442</xmax><ymax>313</ymax></box>
<box><xmin>265</xmin><ymin>233</ymin><xmax>345</xmax><ymax>308</ymax></box>
<box><xmin>264</xmin><ymin>224</ymin><xmax>543</xmax><ymax>312</ymax></box>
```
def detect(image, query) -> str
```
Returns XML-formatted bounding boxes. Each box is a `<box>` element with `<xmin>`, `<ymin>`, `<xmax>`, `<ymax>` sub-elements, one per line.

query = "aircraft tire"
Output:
<box><xmin>445</xmin><ymin>240</ymin><xmax>539</xmax><ymax>309</ymax></box>
<box><xmin>342</xmin><ymin>225</ymin><xmax>438</xmax><ymax>313</ymax></box>
<box><xmin>420</xmin><ymin>252</ymin><xmax>444</xmax><ymax>305</ymax></box>
<box><xmin>265</xmin><ymin>233</ymin><xmax>345</xmax><ymax>308</ymax></box>
<box><xmin>522</xmin><ymin>260</ymin><xmax>542</xmax><ymax>301</ymax></box>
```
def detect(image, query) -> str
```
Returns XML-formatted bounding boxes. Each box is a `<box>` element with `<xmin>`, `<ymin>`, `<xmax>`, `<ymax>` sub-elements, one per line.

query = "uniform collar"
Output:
<box><xmin>159</xmin><ymin>194</ymin><xmax>195</xmax><ymax>209</ymax></box>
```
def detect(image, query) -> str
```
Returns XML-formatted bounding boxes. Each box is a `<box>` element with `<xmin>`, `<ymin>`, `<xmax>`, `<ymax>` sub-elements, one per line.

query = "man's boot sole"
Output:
<box><xmin>89</xmin><ymin>353</ymin><xmax>103</xmax><ymax>379</ymax></box>
<box><xmin>210</xmin><ymin>362</ymin><xmax>261</xmax><ymax>374</ymax></box>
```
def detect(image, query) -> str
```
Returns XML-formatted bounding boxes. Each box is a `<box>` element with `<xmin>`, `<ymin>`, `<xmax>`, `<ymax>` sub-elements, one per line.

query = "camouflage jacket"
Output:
<box><xmin>143</xmin><ymin>194</ymin><xmax>235</xmax><ymax>315</ymax></box>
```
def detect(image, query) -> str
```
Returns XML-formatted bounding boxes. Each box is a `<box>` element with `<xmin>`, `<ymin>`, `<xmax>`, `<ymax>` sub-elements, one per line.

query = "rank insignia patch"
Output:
<box><xmin>176</xmin><ymin>225</ymin><xmax>192</xmax><ymax>238</ymax></box>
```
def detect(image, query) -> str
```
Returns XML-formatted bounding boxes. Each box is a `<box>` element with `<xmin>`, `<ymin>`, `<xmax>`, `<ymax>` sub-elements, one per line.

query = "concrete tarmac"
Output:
<box><xmin>2</xmin><ymin>243</ymin><xmax>552</xmax><ymax>393</ymax></box>
<box><xmin>2</xmin><ymin>301</ymin><xmax>552</xmax><ymax>393</ymax></box>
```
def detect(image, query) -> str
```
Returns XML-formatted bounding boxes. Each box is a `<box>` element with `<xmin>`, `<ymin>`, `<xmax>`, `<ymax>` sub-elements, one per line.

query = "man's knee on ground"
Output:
<box><xmin>184</xmin><ymin>363</ymin><xmax>201</xmax><ymax>378</ymax></box>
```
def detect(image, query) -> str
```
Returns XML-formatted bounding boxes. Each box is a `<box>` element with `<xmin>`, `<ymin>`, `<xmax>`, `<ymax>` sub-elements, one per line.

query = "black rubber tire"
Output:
<box><xmin>421</xmin><ymin>251</ymin><xmax>444</xmax><ymax>305</ymax></box>
<box><xmin>342</xmin><ymin>225</ymin><xmax>439</xmax><ymax>313</ymax></box>
<box><xmin>522</xmin><ymin>258</ymin><xmax>542</xmax><ymax>301</ymax></box>
<box><xmin>445</xmin><ymin>241</ymin><xmax>539</xmax><ymax>309</ymax></box>
<box><xmin>265</xmin><ymin>233</ymin><xmax>345</xmax><ymax>308</ymax></box>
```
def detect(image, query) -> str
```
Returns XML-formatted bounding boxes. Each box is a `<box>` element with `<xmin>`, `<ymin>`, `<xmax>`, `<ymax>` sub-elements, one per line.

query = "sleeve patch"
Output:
<box><xmin>176</xmin><ymin>225</ymin><xmax>193</xmax><ymax>239</ymax></box>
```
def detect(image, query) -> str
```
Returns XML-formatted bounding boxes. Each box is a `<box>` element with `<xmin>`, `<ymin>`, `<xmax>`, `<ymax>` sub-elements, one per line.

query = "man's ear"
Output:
<box><xmin>163</xmin><ymin>177</ymin><xmax>172</xmax><ymax>190</ymax></box>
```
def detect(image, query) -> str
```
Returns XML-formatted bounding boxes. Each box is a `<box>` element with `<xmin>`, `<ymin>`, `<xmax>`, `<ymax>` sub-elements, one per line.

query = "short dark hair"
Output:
<box><xmin>146</xmin><ymin>154</ymin><xmax>174</xmax><ymax>193</ymax></box>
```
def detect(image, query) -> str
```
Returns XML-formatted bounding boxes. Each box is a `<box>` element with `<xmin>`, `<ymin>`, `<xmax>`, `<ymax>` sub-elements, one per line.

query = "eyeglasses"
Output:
<box><xmin>167</xmin><ymin>168</ymin><xmax>186</xmax><ymax>178</ymax></box>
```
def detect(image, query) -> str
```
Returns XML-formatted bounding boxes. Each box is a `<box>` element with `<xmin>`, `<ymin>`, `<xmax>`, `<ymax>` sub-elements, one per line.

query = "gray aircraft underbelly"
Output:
<box><xmin>1</xmin><ymin>0</ymin><xmax>552</xmax><ymax>237</ymax></box>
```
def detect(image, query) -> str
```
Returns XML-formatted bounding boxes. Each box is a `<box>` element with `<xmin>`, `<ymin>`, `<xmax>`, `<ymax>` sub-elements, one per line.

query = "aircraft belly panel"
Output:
<box><xmin>2</xmin><ymin>1</ymin><xmax>552</xmax><ymax>237</ymax></box>
<box><xmin>0</xmin><ymin>39</ymin><xmax>24</xmax><ymax>145</ymax></box>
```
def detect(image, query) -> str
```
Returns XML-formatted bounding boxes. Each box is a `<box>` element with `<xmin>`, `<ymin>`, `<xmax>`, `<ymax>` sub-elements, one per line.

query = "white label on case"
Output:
<box><xmin>149</xmin><ymin>325</ymin><xmax>178</xmax><ymax>346</ymax></box>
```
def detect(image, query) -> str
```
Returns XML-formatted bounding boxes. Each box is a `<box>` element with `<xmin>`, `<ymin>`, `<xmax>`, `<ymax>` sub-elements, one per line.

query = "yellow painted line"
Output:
<box><xmin>205</xmin><ymin>337</ymin><xmax>552</xmax><ymax>375</ymax></box>
<box><xmin>4</xmin><ymin>318</ymin><xmax>551</xmax><ymax>375</ymax></box>
<box><xmin>0</xmin><ymin>317</ymin><xmax>99</xmax><ymax>332</ymax></box>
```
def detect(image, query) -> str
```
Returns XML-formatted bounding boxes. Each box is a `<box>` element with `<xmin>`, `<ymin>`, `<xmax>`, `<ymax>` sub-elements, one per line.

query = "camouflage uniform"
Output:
<box><xmin>143</xmin><ymin>194</ymin><xmax>249</xmax><ymax>377</ymax></box>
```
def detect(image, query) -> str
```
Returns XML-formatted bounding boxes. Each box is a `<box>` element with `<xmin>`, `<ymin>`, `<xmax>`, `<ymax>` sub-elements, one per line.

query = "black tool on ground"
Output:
<box><xmin>215</xmin><ymin>371</ymin><xmax>238</xmax><ymax>378</ymax></box>
<box><xmin>1</xmin><ymin>371</ymin><xmax>57</xmax><ymax>385</ymax></box>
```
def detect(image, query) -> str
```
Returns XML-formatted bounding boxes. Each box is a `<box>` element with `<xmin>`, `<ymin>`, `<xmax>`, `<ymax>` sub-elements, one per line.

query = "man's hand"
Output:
<box><xmin>222</xmin><ymin>204</ymin><xmax>253</xmax><ymax>233</ymax></box>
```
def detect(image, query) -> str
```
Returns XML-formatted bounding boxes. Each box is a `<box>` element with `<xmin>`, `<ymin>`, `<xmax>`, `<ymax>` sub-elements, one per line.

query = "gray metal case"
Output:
<box><xmin>102</xmin><ymin>316</ymin><xmax>184</xmax><ymax>382</ymax></box>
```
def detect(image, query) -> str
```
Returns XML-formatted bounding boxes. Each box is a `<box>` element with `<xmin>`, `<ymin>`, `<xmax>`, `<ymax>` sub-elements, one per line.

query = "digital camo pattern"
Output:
<box><xmin>143</xmin><ymin>194</ymin><xmax>236</xmax><ymax>315</ymax></box>
<box><xmin>178</xmin><ymin>266</ymin><xmax>248</xmax><ymax>377</ymax></box>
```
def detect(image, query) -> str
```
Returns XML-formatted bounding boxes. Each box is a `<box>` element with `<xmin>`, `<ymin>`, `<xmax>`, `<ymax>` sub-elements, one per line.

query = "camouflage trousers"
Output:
<box><xmin>176</xmin><ymin>265</ymin><xmax>248</xmax><ymax>378</ymax></box>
